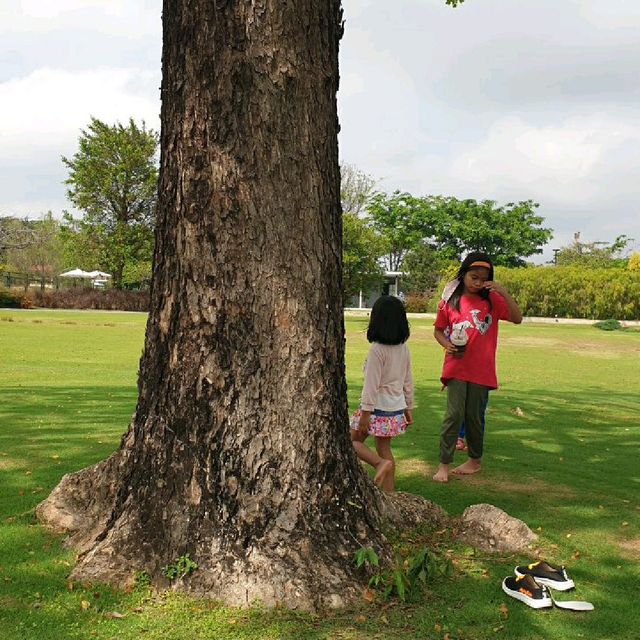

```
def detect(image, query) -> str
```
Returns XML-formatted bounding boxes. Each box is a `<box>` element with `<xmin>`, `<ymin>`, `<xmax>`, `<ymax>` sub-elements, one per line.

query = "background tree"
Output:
<box><xmin>366</xmin><ymin>190</ymin><xmax>435</xmax><ymax>270</ymax></box>
<box><xmin>401</xmin><ymin>242</ymin><xmax>452</xmax><ymax>296</ymax></box>
<box><xmin>0</xmin><ymin>216</ymin><xmax>38</xmax><ymax>256</ymax></box>
<box><xmin>555</xmin><ymin>233</ymin><xmax>632</xmax><ymax>268</ymax></box>
<box><xmin>62</xmin><ymin>118</ymin><xmax>159</xmax><ymax>288</ymax></box>
<box><xmin>340</xmin><ymin>163</ymin><xmax>377</xmax><ymax>216</ymax></box>
<box><xmin>427</xmin><ymin>197</ymin><xmax>553</xmax><ymax>266</ymax></box>
<box><xmin>340</xmin><ymin>164</ymin><xmax>382</xmax><ymax>300</ymax></box>
<box><xmin>58</xmin><ymin>212</ymin><xmax>103</xmax><ymax>273</ymax></box>
<box><xmin>38</xmin><ymin>0</ymin><xmax>399</xmax><ymax>610</ymax></box>
<box><xmin>5</xmin><ymin>213</ymin><xmax>63</xmax><ymax>290</ymax></box>
<box><xmin>342</xmin><ymin>211</ymin><xmax>385</xmax><ymax>301</ymax></box>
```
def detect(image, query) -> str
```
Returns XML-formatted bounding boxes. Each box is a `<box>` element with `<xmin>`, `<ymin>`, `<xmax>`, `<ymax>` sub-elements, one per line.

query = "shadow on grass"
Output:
<box><xmin>0</xmin><ymin>385</ymin><xmax>136</xmax><ymax>522</ymax></box>
<box><xmin>1</xmin><ymin>380</ymin><xmax>638</xmax><ymax>639</ymax></box>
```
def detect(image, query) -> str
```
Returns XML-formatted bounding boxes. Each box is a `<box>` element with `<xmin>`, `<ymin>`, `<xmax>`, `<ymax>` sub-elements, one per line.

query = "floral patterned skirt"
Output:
<box><xmin>350</xmin><ymin>408</ymin><xmax>407</xmax><ymax>438</ymax></box>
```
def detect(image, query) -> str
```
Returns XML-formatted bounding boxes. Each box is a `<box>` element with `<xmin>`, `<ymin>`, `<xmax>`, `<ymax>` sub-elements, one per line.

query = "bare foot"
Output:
<box><xmin>373</xmin><ymin>459</ymin><xmax>393</xmax><ymax>486</ymax></box>
<box><xmin>451</xmin><ymin>459</ymin><xmax>481</xmax><ymax>475</ymax></box>
<box><xmin>432</xmin><ymin>463</ymin><xmax>449</xmax><ymax>483</ymax></box>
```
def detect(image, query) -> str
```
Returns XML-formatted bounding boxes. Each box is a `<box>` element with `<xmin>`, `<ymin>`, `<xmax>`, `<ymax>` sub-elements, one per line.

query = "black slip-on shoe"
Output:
<box><xmin>502</xmin><ymin>574</ymin><xmax>552</xmax><ymax>609</ymax></box>
<box><xmin>515</xmin><ymin>560</ymin><xmax>575</xmax><ymax>591</ymax></box>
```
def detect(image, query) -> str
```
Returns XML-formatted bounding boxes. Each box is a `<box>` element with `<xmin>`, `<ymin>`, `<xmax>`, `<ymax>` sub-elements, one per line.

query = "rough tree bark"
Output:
<box><xmin>37</xmin><ymin>0</ymin><xmax>394</xmax><ymax>609</ymax></box>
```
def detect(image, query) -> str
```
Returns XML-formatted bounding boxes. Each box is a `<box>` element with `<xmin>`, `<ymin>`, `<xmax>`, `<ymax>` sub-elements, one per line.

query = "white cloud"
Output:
<box><xmin>448</xmin><ymin>114</ymin><xmax>640</xmax><ymax>204</ymax></box>
<box><xmin>0</xmin><ymin>66</ymin><xmax>160</xmax><ymax>154</ymax></box>
<box><xmin>0</xmin><ymin>65</ymin><xmax>160</xmax><ymax>217</ymax></box>
<box><xmin>576</xmin><ymin>0</ymin><xmax>640</xmax><ymax>29</ymax></box>
<box><xmin>2</xmin><ymin>0</ymin><xmax>158</xmax><ymax>36</ymax></box>
<box><xmin>20</xmin><ymin>0</ymin><xmax>126</xmax><ymax>19</ymax></box>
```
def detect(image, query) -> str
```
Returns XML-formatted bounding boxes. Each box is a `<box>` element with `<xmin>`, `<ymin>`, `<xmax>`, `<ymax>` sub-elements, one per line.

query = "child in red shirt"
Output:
<box><xmin>432</xmin><ymin>252</ymin><xmax>522</xmax><ymax>483</ymax></box>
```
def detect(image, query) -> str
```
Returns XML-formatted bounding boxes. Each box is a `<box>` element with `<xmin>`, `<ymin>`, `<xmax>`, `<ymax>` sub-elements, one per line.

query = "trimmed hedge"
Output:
<box><xmin>404</xmin><ymin>293</ymin><xmax>430</xmax><ymax>313</ymax></box>
<box><xmin>0</xmin><ymin>287</ymin><xmax>34</xmax><ymax>309</ymax></box>
<box><xmin>429</xmin><ymin>266</ymin><xmax>640</xmax><ymax>320</ymax></box>
<box><xmin>33</xmin><ymin>288</ymin><xmax>150</xmax><ymax>312</ymax></box>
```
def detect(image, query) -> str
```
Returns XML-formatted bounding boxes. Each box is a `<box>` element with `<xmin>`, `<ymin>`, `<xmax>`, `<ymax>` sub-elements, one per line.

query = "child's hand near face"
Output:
<box><xmin>483</xmin><ymin>280</ymin><xmax>507</xmax><ymax>296</ymax></box>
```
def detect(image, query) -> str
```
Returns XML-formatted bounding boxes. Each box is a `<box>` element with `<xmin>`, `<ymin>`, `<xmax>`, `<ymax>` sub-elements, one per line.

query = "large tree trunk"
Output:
<box><xmin>38</xmin><ymin>0</ymin><xmax>392</xmax><ymax>609</ymax></box>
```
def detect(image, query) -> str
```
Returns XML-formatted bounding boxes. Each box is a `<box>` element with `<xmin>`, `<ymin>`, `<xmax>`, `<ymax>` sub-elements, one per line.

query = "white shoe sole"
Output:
<box><xmin>514</xmin><ymin>568</ymin><xmax>575</xmax><ymax>591</ymax></box>
<box><xmin>502</xmin><ymin>579</ymin><xmax>552</xmax><ymax>609</ymax></box>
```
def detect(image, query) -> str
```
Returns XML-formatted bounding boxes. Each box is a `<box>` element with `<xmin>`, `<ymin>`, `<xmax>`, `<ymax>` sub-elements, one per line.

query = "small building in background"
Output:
<box><xmin>346</xmin><ymin>271</ymin><xmax>405</xmax><ymax>309</ymax></box>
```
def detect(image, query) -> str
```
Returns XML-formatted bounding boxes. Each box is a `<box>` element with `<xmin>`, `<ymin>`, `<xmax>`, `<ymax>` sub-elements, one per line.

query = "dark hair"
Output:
<box><xmin>367</xmin><ymin>295</ymin><xmax>410</xmax><ymax>344</ymax></box>
<box><xmin>449</xmin><ymin>252</ymin><xmax>494</xmax><ymax>312</ymax></box>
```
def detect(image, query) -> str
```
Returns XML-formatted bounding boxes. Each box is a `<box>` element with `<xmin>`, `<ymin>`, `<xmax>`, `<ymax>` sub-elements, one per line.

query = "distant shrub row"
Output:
<box><xmin>34</xmin><ymin>288</ymin><xmax>150</xmax><ymax>312</ymax></box>
<box><xmin>0</xmin><ymin>287</ymin><xmax>33</xmax><ymax>309</ymax></box>
<box><xmin>0</xmin><ymin>287</ymin><xmax>150</xmax><ymax>312</ymax></box>
<box><xmin>422</xmin><ymin>266</ymin><xmax>640</xmax><ymax>320</ymax></box>
<box><xmin>494</xmin><ymin>266</ymin><xmax>640</xmax><ymax>320</ymax></box>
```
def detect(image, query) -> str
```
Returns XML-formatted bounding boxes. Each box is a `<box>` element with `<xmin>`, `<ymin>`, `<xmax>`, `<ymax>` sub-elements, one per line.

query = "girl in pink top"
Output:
<box><xmin>350</xmin><ymin>295</ymin><xmax>414</xmax><ymax>492</ymax></box>
<box><xmin>432</xmin><ymin>252</ymin><xmax>522</xmax><ymax>483</ymax></box>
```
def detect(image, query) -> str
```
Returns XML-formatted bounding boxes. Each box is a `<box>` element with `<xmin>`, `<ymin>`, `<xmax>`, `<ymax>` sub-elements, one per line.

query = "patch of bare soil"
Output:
<box><xmin>448</xmin><ymin>468</ymin><xmax>577</xmax><ymax>499</ymax></box>
<box><xmin>0</xmin><ymin>458</ymin><xmax>16</xmax><ymax>471</ymax></box>
<box><xmin>398</xmin><ymin>458</ymin><xmax>433</xmax><ymax>477</ymax></box>
<box><xmin>501</xmin><ymin>336</ymin><xmax>564</xmax><ymax>348</ymax></box>
<box><xmin>503</xmin><ymin>335</ymin><xmax>640</xmax><ymax>357</ymax></box>
<box><xmin>619</xmin><ymin>538</ymin><xmax>640</xmax><ymax>560</ymax></box>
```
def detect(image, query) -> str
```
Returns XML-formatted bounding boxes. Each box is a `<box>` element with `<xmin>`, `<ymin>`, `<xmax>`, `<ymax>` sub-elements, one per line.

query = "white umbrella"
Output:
<box><xmin>86</xmin><ymin>270</ymin><xmax>112</xmax><ymax>279</ymax></box>
<box><xmin>59</xmin><ymin>268</ymin><xmax>93</xmax><ymax>278</ymax></box>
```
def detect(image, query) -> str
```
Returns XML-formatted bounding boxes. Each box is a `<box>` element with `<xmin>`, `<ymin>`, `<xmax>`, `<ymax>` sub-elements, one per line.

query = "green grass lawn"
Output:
<box><xmin>1</xmin><ymin>309</ymin><xmax>638</xmax><ymax>640</ymax></box>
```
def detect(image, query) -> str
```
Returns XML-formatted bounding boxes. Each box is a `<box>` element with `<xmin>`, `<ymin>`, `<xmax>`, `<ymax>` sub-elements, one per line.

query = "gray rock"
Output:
<box><xmin>458</xmin><ymin>503</ymin><xmax>537</xmax><ymax>553</ymax></box>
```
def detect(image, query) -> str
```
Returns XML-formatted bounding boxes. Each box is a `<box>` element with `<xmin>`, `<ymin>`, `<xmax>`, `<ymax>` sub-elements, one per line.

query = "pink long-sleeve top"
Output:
<box><xmin>360</xmin><ymin>342</ymin><xmax>414</xmax><ymax>413</ymax></box>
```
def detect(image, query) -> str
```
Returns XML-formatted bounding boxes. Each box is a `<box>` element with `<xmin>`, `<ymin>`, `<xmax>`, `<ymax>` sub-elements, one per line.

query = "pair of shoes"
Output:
<box><xmin>455</xmin><ymin>437</ymin><xmax>467</xmax><ymax>451</ymax></box>
<box><xmin>515</xmin><ymin>561</ymin><xmax>575</xmax><ymax>591</ymax></box>
<box><xmin>502</xmin><ymin>561</ymin><xmax>593</xmax><ymax>611</ymax></box>
<box><xmin>502</xmin><ymin>573</ymin><xmax>551</xmax><ymax>609</ymax></box>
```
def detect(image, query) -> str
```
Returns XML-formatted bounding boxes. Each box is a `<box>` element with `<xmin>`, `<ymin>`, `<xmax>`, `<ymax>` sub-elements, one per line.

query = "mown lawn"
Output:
<box><xmin>0</xmin><ymin>309</ymin><xmax>638</xmax><ymax>640</ymax></box>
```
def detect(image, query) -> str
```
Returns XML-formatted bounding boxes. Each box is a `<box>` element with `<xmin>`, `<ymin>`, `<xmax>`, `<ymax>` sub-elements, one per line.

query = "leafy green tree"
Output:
<box><xmin>58</xmin><ymin>212</ymin><xmax>102</xmax><ymax>272</ymax></box>
<box><xmin>340</xmin><ymin>164</ymin><xmax>377</xmax><ymax>216</ymax></box>
<box><xmin>427</xmin><ymin>197</ymin><xmax>553</xmax><ymax>266</ymax></box>
<box><xmin>366</xmin><ymin>191</ymin><xmax>436</xmax><ymax>270</ymax></box>
<box><xmin>555</xmin><ymin>234</ymin><xmax>632</xmax><ymax>268</ymax></box>
<box><xmin>0</xmin><ymin>216</ymin><xmax>37</xmax><ymax>255</ymax></box>
<box><xmin>4</xmin><ymin>214</ymin><xmax>63</xmax><ymax>289</ymax></box>
<box><xmin>401</xmin><ymin>243</ymin><xmax>453</xmax><ymax>296</ymax></box>
<box><xmin>628</xmin><ymin>252</ymin><xmax>640</xmax><ymax>271</ymax></box>
<box><xmin>342</xmin><ymin>212</ymin><xmax>385</xmax><ymax>301</ymax></box>
<box><xmin>62</xmin><ymin>117</ymin><xmax>159</xmax><ymax>288</ymax></box>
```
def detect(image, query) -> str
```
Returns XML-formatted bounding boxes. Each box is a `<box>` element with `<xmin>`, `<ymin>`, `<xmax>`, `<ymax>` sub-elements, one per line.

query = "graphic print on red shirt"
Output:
<box><xmin>434</xmin><ymin>291</ymin><xmax>511</xmax><ymax>389</ymax></box>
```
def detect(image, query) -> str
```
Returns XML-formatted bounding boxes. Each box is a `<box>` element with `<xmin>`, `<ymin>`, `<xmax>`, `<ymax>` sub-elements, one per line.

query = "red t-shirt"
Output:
<box><xmin>434</xmin><ymin>291</ymin><xmax>511</xmax><ymax>389</ymax></box>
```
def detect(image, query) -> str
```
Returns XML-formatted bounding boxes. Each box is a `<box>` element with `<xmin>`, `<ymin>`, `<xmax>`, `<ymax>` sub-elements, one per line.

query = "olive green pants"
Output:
<box><xmin>439</xmin><ymin>379</ymin><xmax>489</xmax><ymax>464</ymax></box>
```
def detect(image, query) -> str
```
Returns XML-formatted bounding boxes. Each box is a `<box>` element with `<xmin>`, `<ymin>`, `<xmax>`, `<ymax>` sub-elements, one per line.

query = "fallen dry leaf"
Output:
<box><xmin>104</xmin><ymin>611</ymin><xmax>126</xmax><ymax>619</ymax></box>
<box><xmin>81</xmin><ymin>600</ymin><xmax>91</xmax><ymax>610</ymax></box>
<box><xmin>362</xmin><ymin>588</ymin><xmax>375</xmax><ymax>603</ymax></box>
<box><xmin>499</xmin><ymin>603</ymin><xmax>509</xmax><ymax>619</ymax></box>
<box><xmin>355</xmin><ymin>615</ymin><xmax>367</xmax><ymax>624</ymax></box>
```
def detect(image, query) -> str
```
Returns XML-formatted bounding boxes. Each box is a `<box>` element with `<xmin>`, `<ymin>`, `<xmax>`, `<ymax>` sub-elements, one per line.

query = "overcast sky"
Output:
<box><xmin>2</xmin><ymin>0</ymin><xmax>639</xmax><ymax>262</ymax></box>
